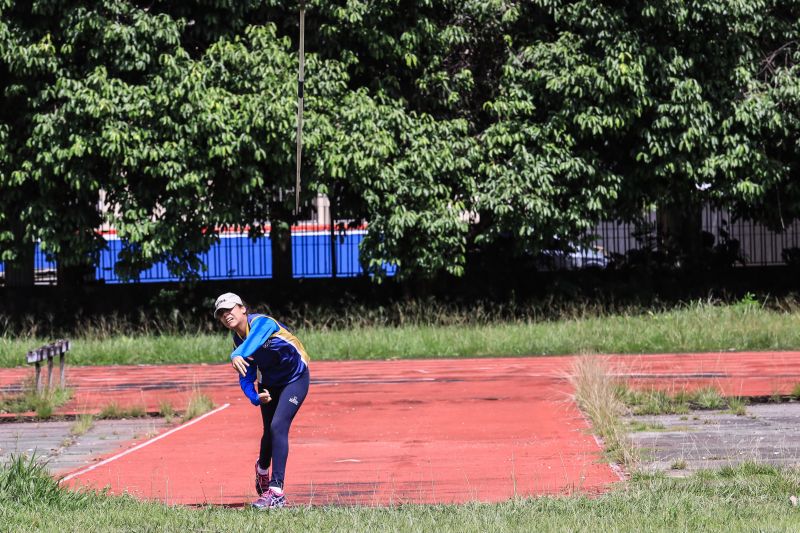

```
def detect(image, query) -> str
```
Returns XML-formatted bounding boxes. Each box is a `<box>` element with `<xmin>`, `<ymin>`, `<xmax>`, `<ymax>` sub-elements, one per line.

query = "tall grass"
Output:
<box><xmin>182</xmin><ymin>391</ymin><xmax>214</xmax><ymax>422</ymax></box>
<box><xmin>571</xmin><ymin>356</ymin><xmax>638</xmax><ymax>466</ymax></box>
<box><xmin>2</xmin><ymin>299</ymin><xmax>800</xmax><ymax>367</ymax></box>
<box><xmin>2</xmin><ymin>457</ymin><xmax>800</xmax><ymax>531</ymax></box>
<box><xmin>159</xmin><ymin>401</ymin><xmax>176</xmax><ymax>423</ymax></box>
<box><xmin>70</xmin><ymin>414</ymin><xmax>94</xmax><ymax>436</ymax></box>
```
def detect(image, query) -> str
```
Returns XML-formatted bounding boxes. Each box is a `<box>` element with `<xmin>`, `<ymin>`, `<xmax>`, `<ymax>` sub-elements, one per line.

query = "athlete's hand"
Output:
<box><xmin>258</xmin><ymin>391</ymin><xmax>272</xmax><ymax>404</ymax></box>
<box><xmin>231</xmin><ymin>356</ymin><xmax>249</xmax><ymax>377</ymax></box>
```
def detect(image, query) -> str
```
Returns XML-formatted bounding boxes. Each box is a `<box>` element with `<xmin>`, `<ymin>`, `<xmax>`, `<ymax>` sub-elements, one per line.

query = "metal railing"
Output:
<box><xmin>4</xmin><ymin>206</ymin><xmax>800</xmax><ymax>285</ymax></box>
<box><xmin>585</xmin><ymin>207</ymin><xmax>800</xmax><ymax>268</ymax></box>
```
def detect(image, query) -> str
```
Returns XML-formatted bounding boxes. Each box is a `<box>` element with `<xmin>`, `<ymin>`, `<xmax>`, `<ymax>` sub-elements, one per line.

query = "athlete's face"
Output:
<box><xmin>219</xmin><ymin>304</ymin><xmax>247</xmax><ymax>331</ymax></box>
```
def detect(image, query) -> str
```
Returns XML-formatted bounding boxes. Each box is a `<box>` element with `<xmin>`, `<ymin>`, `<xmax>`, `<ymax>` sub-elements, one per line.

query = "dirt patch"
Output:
<box><xmin>627</xmin><ymin>403</ymin><xmax>800</xmax><ymax>476</ymax></box>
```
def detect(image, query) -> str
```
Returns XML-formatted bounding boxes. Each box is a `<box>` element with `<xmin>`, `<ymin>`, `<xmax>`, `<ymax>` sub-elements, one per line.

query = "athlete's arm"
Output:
<box><xmin>231</xmin><ymin>316</ymin><xmax>279</xmax><ymax>360</ymax></box>
<box><xmin>238</xmin><ymin>358</ymin><xmax>260</xmax><ymax>406</ymax></box>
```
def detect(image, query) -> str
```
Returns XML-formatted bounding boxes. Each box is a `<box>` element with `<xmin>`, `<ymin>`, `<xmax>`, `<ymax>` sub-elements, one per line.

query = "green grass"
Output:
<box><xmin>96</xmin><ymin>402</ymin><xmax>147</xmax><ymax>419</ymax></box>
<box><xmin>69</xmin><ymin>414</ymin><xmax>94</xmax><ymax>436</ymax></box>
<box><xmin>670</xmin><ymin>458</ymin><xmax>687</xmax><ymax>470</ymax></box>
<box><xmin>691</xmin><ymin>388</ymin><xmax>727</xmax><ymax>410</ymax></box>
<box><xmin>0</xmin><ymin>387</ymin><xmax>73</xmax><ymax>419</ymax></box>
<box><xmin>792</xmin><ymin>382</ymin><xmax>800</xmax><ymax>400</ymax></box>
<box><xmin>2</xmin><ymin>457</ymin><xmax>800</xmax><ymax>532</ymax></box>
<box><xmin>628</xmin><ymin>420</ymin><xmax>666</xmax><ymax>432</ymax></box>
<box><xmin>159</xmin><ymin>400</ymin><xmax>176</xmax><ymax>423</ymax></box>
<box><xmin>726</xmin><ymin>397</ymin><xmax>749</xmax><ymax>416</ymax></box>
<box><xmin>616</xmin><ymin>386</ymin><xmax>748</xmax><ymax>415</ymax></box>
<box><xmin>182</xmin><ymin>391</ymin><xmax>214</xmax><ymax>422</ymax></box>
<box><xmin>3</xmin><ymin>300</ymin><xmax>800</xmax><ymax>366</ymax></box>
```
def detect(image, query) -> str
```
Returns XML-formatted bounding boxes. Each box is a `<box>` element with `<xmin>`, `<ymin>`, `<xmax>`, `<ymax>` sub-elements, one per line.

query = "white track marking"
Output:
<box><xmin>59</xmin><ymin>403</ymin><xmax>230</xmax><ymax>484</ymax></box>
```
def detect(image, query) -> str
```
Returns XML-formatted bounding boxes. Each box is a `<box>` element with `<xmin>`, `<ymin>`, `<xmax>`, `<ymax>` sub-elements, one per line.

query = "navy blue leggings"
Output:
<box><xmin>257</xmin><ymin>368</ymin><xmax>309</xmax><ymax>487</ymax></box>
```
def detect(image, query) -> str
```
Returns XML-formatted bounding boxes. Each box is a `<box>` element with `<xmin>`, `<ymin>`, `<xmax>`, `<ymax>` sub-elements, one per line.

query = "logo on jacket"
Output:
<box><xmin>289</xmin><ymin>396</ymin><xmax>299</xmax><ymax>405</ymax></box>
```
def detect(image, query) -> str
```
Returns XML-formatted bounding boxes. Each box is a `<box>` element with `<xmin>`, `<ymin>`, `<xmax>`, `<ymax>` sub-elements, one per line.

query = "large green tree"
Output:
<box><xmin>3</xmin><ymin>0</ymin><xmax>800</xmax><ymax>283</ymax></box>
<box><xmin>713</xmin><ymin>29</ymin><xmax>800</xmax><ymax>229</ymax></box>
<box><xmin>476</xmin><ymin>0</ymin><xmax>799</xmax><ymax>260</ymax></box>
<box><xmin>1</xmin><ymin>1</ymin><xmax>190</xmax><ymax>282</ymax></box>
<box><xmin>0</xmin><ymin>0</ymin><xmax>476</xmax><ymax>281</ymax></box>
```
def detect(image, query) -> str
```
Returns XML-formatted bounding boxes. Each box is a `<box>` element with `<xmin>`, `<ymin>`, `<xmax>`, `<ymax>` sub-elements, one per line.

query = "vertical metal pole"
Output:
<box><xmin>46</xmin><ymin>348</ymin><xmax>54</xmax><ymax>391</ymax></box>
<box><xmin>34</xmin><ymin>362</ymin><xmax>42</xmax><ymax>393</ymax></box>
<box><xmin>330</xmin><ymin>191</ymin><xmax>337</xmax><ymax>278</ymax></box>
<box><xmin>59</xmin><ymin>353</ymin><xmax>66</xmax><ymax>387</ymax></box>
<box><xmin>295</xmin><ymin>2</ymin><xmax>306</xmax><ymax>213</ymax></box>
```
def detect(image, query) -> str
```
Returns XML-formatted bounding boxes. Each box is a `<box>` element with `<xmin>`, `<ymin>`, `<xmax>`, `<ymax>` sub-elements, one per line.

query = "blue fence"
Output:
<box><xmin>0</xmin><ymin>228</ymin><xmax>395</xmax><ymax>284</ymax></box>
<box><xmin>0</xmin><ymin>243</ymin><xmax>58</xmax><ymax>284</ymax></box>
<box><xmin>95</xmin><ymin>229</ymin><xmax>378</xmax><ymax>283</ymax></box>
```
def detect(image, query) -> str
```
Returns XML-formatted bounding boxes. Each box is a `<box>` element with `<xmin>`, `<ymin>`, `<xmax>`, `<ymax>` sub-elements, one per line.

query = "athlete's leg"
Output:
<box><xmin>258</xmin><ymin>384</ymin><xmax>279</xmax><ymax>471</ymax></box>
<box><xmin>268</xmin><ymin>368</ymin><xmax>310</xmax><ymax>488</ymax></box>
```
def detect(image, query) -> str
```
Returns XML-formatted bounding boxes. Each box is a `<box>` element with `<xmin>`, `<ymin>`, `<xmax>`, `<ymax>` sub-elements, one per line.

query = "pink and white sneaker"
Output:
<box><xmin>251</xmin><ymin>493</ymin><xmax>271</xmax><ymax>510</ymax></box>
<box><xmin>251</xmin><ymin>487</ymin><xmax>287</xmax><ymax>510</ymax></box>
<box><xmin>266</xmin><ymin>487</ymin><xmax>287</xmax><ymax>508</ymax></box>
<box><xmin>254</xmin><ymin>461</ymin><xmax>270</xmax><ymax>495</ymax></box>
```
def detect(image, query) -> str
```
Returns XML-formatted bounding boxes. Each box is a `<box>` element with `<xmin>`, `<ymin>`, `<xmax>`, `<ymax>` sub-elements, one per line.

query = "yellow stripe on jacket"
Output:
<box><xmin>273</xmin><ymin>326</ymin><xmax>310</xmax><ymax>365</ymax></box>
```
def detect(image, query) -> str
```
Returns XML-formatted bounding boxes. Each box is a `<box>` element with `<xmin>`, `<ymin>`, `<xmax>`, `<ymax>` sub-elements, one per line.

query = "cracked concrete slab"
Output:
<box><xmin>0</xmin><ymin>418</ymin><xmax>169</xmax><ymax>475</ymax></box>
<box><xmin>627</xmin><ymin>403</ymin><xmax>800</xmax><ymax>476</ymax></box>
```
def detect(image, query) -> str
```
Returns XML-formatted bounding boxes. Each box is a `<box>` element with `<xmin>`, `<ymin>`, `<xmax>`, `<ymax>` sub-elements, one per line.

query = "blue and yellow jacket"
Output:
<box><xmin>230</xmin><ymin>314</ymin><xmax>309</xmax><ymax>406</ymax></box>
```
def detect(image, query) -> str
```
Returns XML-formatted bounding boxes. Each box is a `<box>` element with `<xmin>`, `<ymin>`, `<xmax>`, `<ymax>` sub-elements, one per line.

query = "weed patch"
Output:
<box><xmin>0</xmin><ymin>387</ymin><xmax>72</xmax><ymax>419</ymax></box>
<box><xmin>792</xmin><ymin>383</ymin><xmax>800</xmax><ymax>399</ymax></box>
<box><xmin>692</xmin><ymin>387</ymin><xmax>727</xmax><ymax>410</ymax></box>
<box><xmin>726</xmin><ymin>397</ymin><xmax>749</xmax><ymax>416</ymax></box>
<box><xmin>159</xmin><ymin>401</ymin><xmax>176</xmax><ymax>423</ymax></box>
<box><xmin>617</xmin><ymin>385</ymin><xmax>751</xmax><ymax>415</ymax></box>
<box><xmin>671</xmin><ymin>458</ymin><xmax>687</xmax><ymax>470</ymax></box>
<box><xmin>628</xmin><ymin>420</ymin><xmax>666</xmax><ymax>432</ymax></box>
<box><xmin>182</xmin><ymin>391</ymin><xmax>213</xmax><ymax>422</ymax></box>
<box><xmin>70</xmin><ymin>414</ymin><xmax>94</xmax><ymax>436</ymax></box>
<box><xmin>97</xmin><ymin>402</ymin><xmax>147</xmax><ymax>419</ymax></box>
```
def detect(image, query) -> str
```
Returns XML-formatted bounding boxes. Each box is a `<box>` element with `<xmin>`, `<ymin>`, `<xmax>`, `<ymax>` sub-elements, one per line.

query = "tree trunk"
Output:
<box><xmin>657</xmin><ymin>202</ymin><xmax>702</xmax><ymax>268</ymax></box>
<box><xmin>270</xmin><ymin>209</ymin><xmax>293</xmax><ymax>282</ymax></box>
<box><xmin>57</xmin><ymin>262</ymin><xmax>95</xmax><ymax>287</ymax></box>
<box><xmin>5</xmin><ymin>245</ymin><xmax>35</xmax><ymax>287</ymax></box>
<box><xmin>5</xmin><ymin>221</ymin><xmax>34</xmax><ymax>287</ymax></box>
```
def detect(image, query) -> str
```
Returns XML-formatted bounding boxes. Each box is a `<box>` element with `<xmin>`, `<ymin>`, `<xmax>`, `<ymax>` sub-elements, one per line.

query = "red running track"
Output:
<box><xmin>59</xmin><ymin>357</ymin><xmax>617</xmax><ymax>505</ymax></box>
<box><xmin>3</xmin><ymin>351</ymin><xmax>799</xmax><ymax>506</ymax></box>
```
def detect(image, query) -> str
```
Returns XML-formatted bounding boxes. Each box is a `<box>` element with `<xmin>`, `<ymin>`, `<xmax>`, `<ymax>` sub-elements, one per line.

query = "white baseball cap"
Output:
<box><xmin>214</xmin><ymin>292</ymin><xmax>244</xmax><ymax>317</ymax></box>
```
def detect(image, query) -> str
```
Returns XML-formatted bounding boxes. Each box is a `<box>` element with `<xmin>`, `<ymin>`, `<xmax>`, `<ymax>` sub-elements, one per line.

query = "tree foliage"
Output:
<box><xmin>1</xmin><ymin>0</ymin><xmax>799</xmax><ymax>281</ymax></box>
